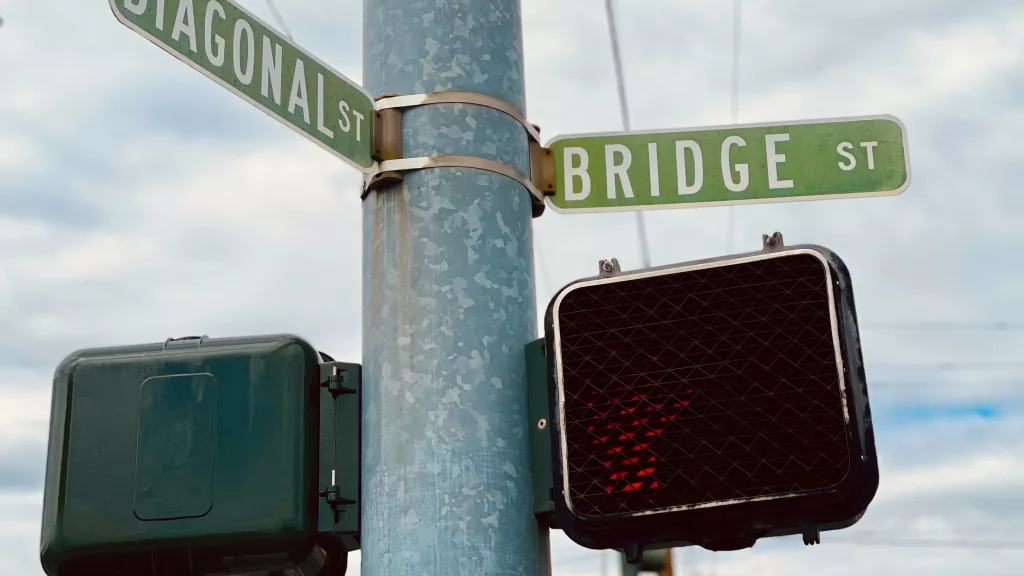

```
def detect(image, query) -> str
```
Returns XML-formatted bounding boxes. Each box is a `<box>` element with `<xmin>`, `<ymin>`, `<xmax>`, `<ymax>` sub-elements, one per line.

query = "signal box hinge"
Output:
<box><xmin>525</xmin><ymin>338</ymin><xmax>557</xmax><ymax>526</ymax></box>
<box><xmin>317</xmin><ymin>358</ymin><xmax>362</xmax><ymax>553</ymax></box>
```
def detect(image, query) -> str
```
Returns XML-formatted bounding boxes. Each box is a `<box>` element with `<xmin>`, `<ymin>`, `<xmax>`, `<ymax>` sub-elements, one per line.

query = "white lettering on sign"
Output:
<box><xmin>204</xmin><ymin>1</ymin><xmax>226</xmax><ymax>67</ymax></box>
<box><xmin>564</xmin><ymin>147</ymin><xmax>591</xmax><ymax>202</ymax></box>
<box><xmin>233</xmin><ymin>20</ymin><xmax>255</xmax><ymax>85</ymax></box>
<box><xmin>648</xmin><ymin>143</ymin><xmax>661</xmax><ymax>197</ymax></box>
<box><xmin>125</xmin><ymin>0</ymin><xmax>146</xmax><ymax>16</ymax></box>
<box><xmin>288</xmin><ymin>59</ymin><xmax>311</xmax><ymax>124</ymax></box>
<box><xmin>765</xmin><ymin>133</ymin><xmax>794</xmax><ymax>190</ymax></box>
<box><xmin>837</xmin><ymin>141</ymin><xmax>879</xmax><ymax>171</ymax></box>
<box><xmin>171</xmin><ymin>0</ymin><xmax>198</xmax><ymax>53</ymax></box>
<box><xmin>605</xmin><ymin>144</ymin><xmax>634</xmax><ymax>200</ymax></box>
<box><xmin>861</xmin><ymin>141</ymin><xmax>878</xmax><ymax>169</ymax></box>
<box><xmin>154</xmin><ymin>0</ymin><xmax>164</xmax><ymax>29</ymax></box>
<box><xmin>353</xmin><ymin>110</ymin><xmax>365</xmax><ymax>142</ymax></box>
<box><xmin>261</xmin><ymin>37</ymin><xmax>283</xmax><ymax>104</ymax></box>
<box><xmin>675</xmin><ymin>140</ymin><xmax>703</xmax><ymax>195</ymax></box>
<box><xmin>837</xmin><ymin>142</ymin><xmax>856</xmax><ymax>171</ymax></box>
<box><xmin>338</xmin><ymin>101</ymin><xmax>352</xmax><ymax>133</ymax></box>
<box><xmin>722</xmin><ymin>136</ymin><xmax>749</xmax><ymax>192</ymax></box>
<box><xmin>316</xmin><ymin>73</ymin><xmax>334</xmax><ymax>138</ymax></box>
<box><xmin>123</xmin><ymin>0</ymin><xmax>167</xmax><ymax>30</ymax></box>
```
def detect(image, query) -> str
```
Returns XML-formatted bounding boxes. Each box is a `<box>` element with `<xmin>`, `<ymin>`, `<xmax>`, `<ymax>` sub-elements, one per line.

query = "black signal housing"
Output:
<box><xmin>543</xmin><ymin>244</ymin><xmax>878</xmax><ymax>553</ymax></box>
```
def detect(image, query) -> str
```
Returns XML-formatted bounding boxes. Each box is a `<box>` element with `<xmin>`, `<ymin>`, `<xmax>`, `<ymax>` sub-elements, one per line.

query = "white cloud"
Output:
<box><xmin>0</xmin><ymin>491</ymin><xmax>43</xmax><ymax>574</ymax></box>
<box><xmin>0</xmin><ymin>384</ymin><xmax>50</xmax><ymax>441</ymax></box>
<box><xmin>2</xmin><ymin>0</ymin><xmax>1024</xmax><ymax>574</ymax></box>
<box><xmin>883</xmin><ymin>452</ymin><xmax>1024</xmax><ymax>498</ymax></box>
<box><xmin>0</xmin><ymin>135</ymin><xmax>43</xmax><ymax>175</ymax></box>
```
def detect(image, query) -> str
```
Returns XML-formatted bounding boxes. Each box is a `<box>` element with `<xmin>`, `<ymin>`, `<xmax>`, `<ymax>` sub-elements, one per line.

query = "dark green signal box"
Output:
<box><xmin>39</xmin><ymin>334</ymin><xmax>348</xmax><ymax>575</ymax></box>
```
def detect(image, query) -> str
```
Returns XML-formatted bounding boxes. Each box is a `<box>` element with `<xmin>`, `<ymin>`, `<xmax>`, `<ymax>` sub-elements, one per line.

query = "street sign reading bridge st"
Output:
<box><xmin>547</xmin><ymin>115</ymin><xmax>910</xmax><ymax>213</ymax></box>
<box><xmin>109</xmin><ymin>0</ymin><xmax>375</xmax><ymax>172</ymax></box>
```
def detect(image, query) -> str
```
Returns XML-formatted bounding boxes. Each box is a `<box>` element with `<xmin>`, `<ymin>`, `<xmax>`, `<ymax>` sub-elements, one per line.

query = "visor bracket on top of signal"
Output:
<box><xmin>364</xmin><ymin>92</ymin><xmax>553</xmax><ymax>218</ymax></box>
<box><xmin>162</xmin><ymin>335</ymin><xmax>208</xmax><ymax>350</ymax></box>
<box><xmin>762</xmin><ymin>231</ymin><xmax>785</xmax><ymax>251</ymax></box>
<box><xmin>598</xmin><ymin>258</ymin><xmax>623</xmax><ymax>278</ymax></box>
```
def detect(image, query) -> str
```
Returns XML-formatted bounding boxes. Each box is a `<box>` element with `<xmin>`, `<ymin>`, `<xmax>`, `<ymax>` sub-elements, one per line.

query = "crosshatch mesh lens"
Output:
<box><xmin>555</xmin><ymin>253</ymin><xmax>851</xmax><ymax>518</ymax></box>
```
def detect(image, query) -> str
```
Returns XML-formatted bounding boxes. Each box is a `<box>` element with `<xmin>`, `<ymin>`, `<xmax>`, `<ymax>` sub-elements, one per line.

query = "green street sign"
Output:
<box><xmin>109</xmin><ymin>0</ymin><xmax>375</xmax><ymax>172</ymax></box>
<box><xmin>547</xmin><ymin>115</ymin><xmax>910</xmax><ymax>213</ymax></box>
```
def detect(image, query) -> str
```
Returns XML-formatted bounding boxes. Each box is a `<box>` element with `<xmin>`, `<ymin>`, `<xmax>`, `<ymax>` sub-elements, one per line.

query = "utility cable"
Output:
<box><xmin>556</xmin><ymin>551</ymin><xmax>602</xmax><ymax>566</ymax></box>
<box><xmin>871</xmin><ymin>362</ymin><xmax>1024</xmax><ymax>372</ymax></box>
<box><xmin>264</xmin><ymin>0</ymin><xmax>294</xmax><ymax>39</ymax></box>
<box><xmin>829</xmin><ymin>536</ymin><xmax>1024</xmax><ymax>550</ymax></box>
<box><xmin>604</xmin><ymin>0</ymin><xmax>652</xmax><ymax>270</ymax></box>
<box><xmin>556</xmin><ymin>531</ymin><xmax>1024</xmax><ymax>574</ymax></box>
<box><xmin>863</xmin><ymin>321</ymin><xmax>1024</xmax><ymax>332</ymax></box>
<box><xmin>725</xmin><ymin>0</ymin><xmax>742</xmax><ymax>255</ymax></box>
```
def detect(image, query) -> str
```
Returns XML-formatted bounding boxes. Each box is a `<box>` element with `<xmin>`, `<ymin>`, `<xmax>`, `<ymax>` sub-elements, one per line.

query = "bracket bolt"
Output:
<box><xmin>762</xmin><ymin>231</ymin><xmax>785</xmax><ymax>250</ymax></box>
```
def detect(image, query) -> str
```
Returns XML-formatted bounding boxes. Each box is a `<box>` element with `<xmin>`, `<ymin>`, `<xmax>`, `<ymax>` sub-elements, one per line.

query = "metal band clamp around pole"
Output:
<box><xmin>366</xmin><ymin>92</ymin><xmax>555</xmax><ymax>218</ymax></box>
<box><xmin>364</xmin><ymin>155</ymin><xmax>547</xmax><ymax>218</ymax></box>
<box><xmin>375</xmin><ymin>91</ymin><xmax>543</xmax><ymax>144</ymax></box>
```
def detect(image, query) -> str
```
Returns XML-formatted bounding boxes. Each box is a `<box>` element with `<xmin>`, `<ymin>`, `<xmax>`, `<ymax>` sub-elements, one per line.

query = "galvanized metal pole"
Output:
<box><xmin>361</xmin><ymin>1</ymin><xmax>547</xmax><ymax>575</ymax></box>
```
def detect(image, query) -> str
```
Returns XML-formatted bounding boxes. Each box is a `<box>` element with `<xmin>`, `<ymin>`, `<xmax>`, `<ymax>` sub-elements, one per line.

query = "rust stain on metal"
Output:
<box><xmin>370</xmin><ymin>192</ymin><xmax>386</xmax><ymax>329</ymax></box>
<box><xmin>394</xmin><ymin>183</ymin><xmax>413</xmax><ymax>358</ymax></box>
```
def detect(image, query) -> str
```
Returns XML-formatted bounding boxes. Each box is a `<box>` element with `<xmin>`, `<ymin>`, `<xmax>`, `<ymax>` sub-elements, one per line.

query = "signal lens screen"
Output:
<box><xmin>554</xmin><ymin>253</ymin><xmax>851</xmax><ymax>518</ymax></box>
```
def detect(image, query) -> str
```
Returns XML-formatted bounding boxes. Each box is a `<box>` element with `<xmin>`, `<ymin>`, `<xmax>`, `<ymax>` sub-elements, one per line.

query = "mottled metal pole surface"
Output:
<box><xmin>361</xmin><ymin>1</ymin><xmax>546</xmax><ymax>574</ymax></box>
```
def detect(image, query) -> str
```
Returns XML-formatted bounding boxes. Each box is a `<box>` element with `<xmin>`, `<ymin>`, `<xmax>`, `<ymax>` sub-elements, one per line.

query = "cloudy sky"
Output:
<box><xmin>2</xmin><ymin>0</ymin><xmax>1024</xmax><ymax>574</ymax></box>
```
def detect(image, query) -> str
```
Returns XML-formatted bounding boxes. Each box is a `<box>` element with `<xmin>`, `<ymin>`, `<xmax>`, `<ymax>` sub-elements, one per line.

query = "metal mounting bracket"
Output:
<box><xmin>598</xmin><ymin>258</ymin><xmax>622</xmax><ymax>278</ymax></box>
<box><xmin>375</xmin><ymin>91</ymin><xmax>542</xmax><ymax>144</ymax></box>
<box><xmin>316</xmin><ymin>360</ymin><xmax>362</xmax><ymax>549</ymax></box>
<box><xmin>530</xmin><ymin>141</ymin><xmax>556</xmax><ymax>197</ymax></box>
<box><xmin>366</xmin><ymin>91</ymin><xmax>555</xmax><ymax>218</ymax></box>
<box><xmin>762</xmin><ymin>231</ymin><xmax>785</xmax><ymax>251</ymax></box>
<box><xmin>364</xmin><ymin>155</ymin><xmax>549</xmax><ymax>218</ymax></box>
<box><xmin>525</xmin><ymin>339</ymin><xmax>557</xmax><ymax>526</ymax></box>
<box><xmin>162</xmin><ymin>335</ymin><xmax>208</xmax><ymax>350</ymax></box>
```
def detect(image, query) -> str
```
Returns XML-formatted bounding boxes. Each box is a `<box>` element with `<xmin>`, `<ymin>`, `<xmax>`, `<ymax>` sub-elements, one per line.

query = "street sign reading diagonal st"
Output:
<box><xmin>109</xmin><ymin>0</ymin><xmax>375</xmax><ymax>172</ymax></box>
<box><xmin>548</xmin><ymin>115</ymin><xmax>910</xmax><ymax>213</ymax></box>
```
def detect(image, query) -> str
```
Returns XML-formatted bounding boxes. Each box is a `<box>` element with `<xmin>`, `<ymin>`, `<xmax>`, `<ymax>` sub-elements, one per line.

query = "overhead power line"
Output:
<box><xmin>604</xmin><ymin>0</ymin><xmax>631</xmax><ymax>135</ymax></box>
<box><xmin>604</xmin><ymin>0</ymin><xmax>651</xmax><ymax>270</ymax></box>
<box><xmin>730</xmin><ymin>0</ymin><xmax>743</xmax><ymax>125</ymax></box>
<box><xmin>264</xmin><ymin>0</ymin><xmax>293</xmax><ymax>39</ymax></box>
<box><xmin>870</xmin><ymin>378</ymin><xmax>1024</xmax><ymax>389</ymax></box>
<box><xmin>557</xmin><ymin>532</ymin><xmax>1024</xmax><ymax>570</ymax></box>
<box><xmin>557</xmin><ymin>551</ymin><xmax>601</xmax><ymax>566</ymax></box>
<box><xmin>872</xmin><ymin>361</ymin><xmax>1024</xmax><ymax>372</ymax></box>
<box><xmin>725</xmin><ymin>0</ymin><xmax>743</xmax><ymax>255</ymax></box>
<box><xmin>830</xmin><ymin>536</ymin><xmax>1024</xmax><ymax>550</ymax></box>
<box><xmin>864</xmin><ymin>321</ymin><xmax>1024</xmax><ymax>332</ymax></box>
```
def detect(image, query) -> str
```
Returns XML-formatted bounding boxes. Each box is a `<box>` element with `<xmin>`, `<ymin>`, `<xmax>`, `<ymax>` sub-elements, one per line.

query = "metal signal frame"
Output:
<box><xmin>542</xmin><ymin>244</ymin><xmax>879</xmax><ymax>553</ymax></box>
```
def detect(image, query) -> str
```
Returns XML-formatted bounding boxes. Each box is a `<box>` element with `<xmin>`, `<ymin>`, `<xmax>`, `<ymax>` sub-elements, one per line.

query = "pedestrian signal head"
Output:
<box><xmin>40</xmin><ymin>335</ymin><xmax>361</xmax><ymax>575</ymax></box>
<box><xmin>543</xmin><ymin>243</ymin><xmax>878</xmax><ymax>553</ymax></box>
